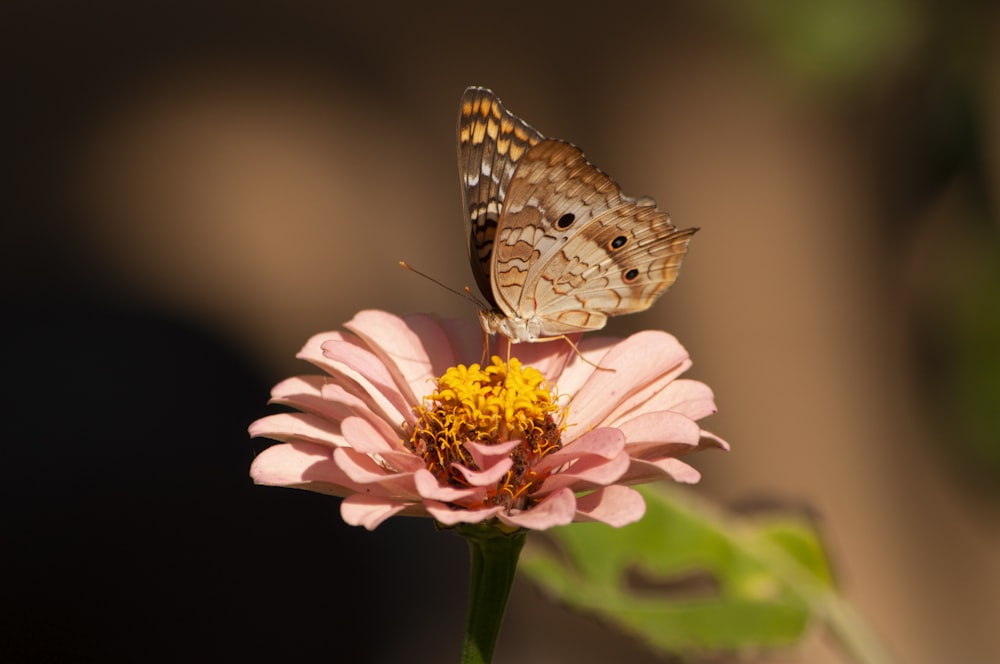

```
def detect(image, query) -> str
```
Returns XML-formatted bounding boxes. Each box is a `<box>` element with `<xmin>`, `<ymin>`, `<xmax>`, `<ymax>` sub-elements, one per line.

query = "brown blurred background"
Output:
<box><xmin>5</xmin><ymin>1</ymin><xmax>999</xmax><ymax>662</ymax></box>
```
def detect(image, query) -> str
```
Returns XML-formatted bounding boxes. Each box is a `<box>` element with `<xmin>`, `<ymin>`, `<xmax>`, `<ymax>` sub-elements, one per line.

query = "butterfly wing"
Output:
<box><xmin>457</xmin><ymin>87</ymin><xmax>544</xmax><ymax>307</ymax></box>
<box><xmin>493</xmin><ymin>140</ymin><xmax>696</xmax><ymax>335</ymax></box>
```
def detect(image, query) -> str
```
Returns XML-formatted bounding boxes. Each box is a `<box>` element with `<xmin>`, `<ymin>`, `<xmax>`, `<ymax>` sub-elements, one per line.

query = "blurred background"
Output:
<box><xmin>5</xmin><ymin>1</ymin><xmax>999</xmax><ymax>662</ymax></box>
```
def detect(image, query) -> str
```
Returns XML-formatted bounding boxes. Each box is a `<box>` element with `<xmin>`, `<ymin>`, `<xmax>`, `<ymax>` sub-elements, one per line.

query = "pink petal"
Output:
<box><xmin>616</xmin><ymin>411</ymin><xmax>701</xmax><ymax>458</ymax></box>
<box><xmin>451</xmin><ymin>457</ymin><xmax>514</xmax><ymax>487</ymax></box>
<box><xmin>620</xmin><ymin>457</ymin><xmax>702</xmax><ymax>484</ymax></box>
<box><xmin>698</xmin><ymin>430</ymin><xmax>731</xmax><ymax>452</ymax></box>
<box><xmin>540</xmin><ymin>427</ymin><xmax>625</xmax><ymax>468</ymax></box>
<box><xmin>535</xmin><ymin>428</ymin><xmax>627</xmax><ymax>492</ymax></box>
<box><xmin>627</xmin><ymin>379</ymin><xmax>718</xmax><ymax>422</ymax></box>
<box><xmin>437</xmin><ymin>317</ymin><xmax>485</xmax><ymax>367</ymax></box>
<box><xmin>318</xmin><ymin>382</ymin><xmax>408</xmax><ymax>440</ymax></box>
<box><xmin>270</xmin><ymin>378</ymin><xmax>383</xmax><ymax>431</ymax></box>
<box><xmin>250</xmin><ymin>442</ymin><xmax>353</xmax><ymax>496</ymax></box>
<box><xmin>670</xmin><ymin>379</ymin><xmax>714</xmax><ymax>400</ymax></box>
<box><xmin>547</xmin><ymin>336</ymin><xmax>621</xmax><ymax>394</ymax></box>
<box><xmin>425</xmin><ymin>501</ymin><xmax>504</xmax><ymax>525</ymax></box>
<box><xmin>248</xmin><ymin>412</ymin><xmax>346</xmax><ymax>448</ymax></box>
<box><xmin>269</xmin><ymin>375</ymin><xmax>322</xmax><ymax>401</ymax></box>
<box><xmin>539</xmin><ymin>450</ymin><xmax>630</xmax><ymax>494</ymax></box>
<box><xmin>341</xmin><ymin>494</ymin><xmax>413</xmax><ymax>530</ymax></box>
<box><xmin>669</xmin><ymin>399</ymin><xmax>718</xmax><ymax>421</ymax></box>
<box><xmin>344</xmin><ymin>310</ymin><xmax>453</xmax><ymax>404</ymax></box>
<box><xmin>568</xmin><ymin>331</ymin><xmax>690</xmax><ymax>431</ymax></box>
<box><xmin>332</xmin><ymin>448</ymin><xmax>420</xmax><ymax>498</ymax></box>
<box><xmin>402</xmin><ymin>313</ymin><xmax>468</xmax><ymax>373</ymax></box>
<box><xmin>599</xmin><ymin>358</ymin><xmax>694</xmax><ymax>426</ymax></box>
<box><xmin>464</xmin><ymin>440</ymin><xmax>521</xmax><ymax>469</ymax></box>
<box><xmin>340</xmin><ymin>416</ymin><xmax>400</xmax><ymax>454</ymax></box>
<box><xmin>318</xmin><ymin>380</ymin><xmax>374</xmax><ymax>409</ymax></box>
<box><xmin>295</xmin><ymin>330</ymin><xmax>349</xmax><ymax>371</ymax></box>
<box><xmin>605</xmin><ymin>378</ymin><xmax>714</xmax><ymax>420</ymax></box>
<box><xmin>413</xmin><ymin>469</ymin><xmax>485</xmax><ymax>502</ymax></box>
<box><xmin>573</xmin><ymin>485</ymin><xmax>646</xmax><ymax>527</ymax></box>
<box><xmin>320</xmin><ymin>338</ymin><xmax>414</xmax><ymax>425</ymax></box>
<box><xmin>370</xmin><ymin>450</ymin><xmax>427</xmax><ymax>473</ymax></box>
<box><xmin>659</xmin><ymin>458</ymin><xmax>702</xmax><ymax>483</ymax></box>
<box><xmin>497</xmin><ymin>488</ymin><xmax>577</xmax><ymax>529</ymax></box>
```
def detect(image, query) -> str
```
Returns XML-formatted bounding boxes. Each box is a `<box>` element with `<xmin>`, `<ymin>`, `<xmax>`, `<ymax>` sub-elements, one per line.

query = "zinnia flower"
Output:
<box><xmin>249</xmin><ymin>310</ymin><xmax>727</xmax><ymax>531</ymax></box>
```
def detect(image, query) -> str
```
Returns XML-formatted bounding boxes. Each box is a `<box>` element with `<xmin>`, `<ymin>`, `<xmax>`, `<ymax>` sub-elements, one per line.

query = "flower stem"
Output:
<box><xmin>457</xmin><ymin>525</ymin><xmax>526</xmax><ymax>664</ymax></box>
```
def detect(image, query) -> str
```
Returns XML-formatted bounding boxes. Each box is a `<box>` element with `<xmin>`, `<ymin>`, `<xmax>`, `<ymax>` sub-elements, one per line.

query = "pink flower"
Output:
<box><xmin>249</xmin><ymin>310</ymin><xmax>727</xmax><ymax>531</ymax></box>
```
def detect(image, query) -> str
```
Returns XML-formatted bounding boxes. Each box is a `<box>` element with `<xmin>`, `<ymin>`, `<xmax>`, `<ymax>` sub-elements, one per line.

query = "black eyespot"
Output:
<box><xmin>609</xmin><ymin>235</ymin><xmax>627</xmax><ymax>250</ymax></box>
<box><xmin>623</xmin><ymin>268</ymin><xmax>640</xmax><ymax>283</ymax></box>
<box><xmin>556</xmin><ymin>213</ymin><xmax>575</xmax><ymax>229</ymax></box>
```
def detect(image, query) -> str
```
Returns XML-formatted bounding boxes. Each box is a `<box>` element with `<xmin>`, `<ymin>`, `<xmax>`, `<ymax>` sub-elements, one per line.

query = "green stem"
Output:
<box><xmin>456</xmin><ymin>525</ymin><xmax>526</xmax><ymax>664</ymax></box>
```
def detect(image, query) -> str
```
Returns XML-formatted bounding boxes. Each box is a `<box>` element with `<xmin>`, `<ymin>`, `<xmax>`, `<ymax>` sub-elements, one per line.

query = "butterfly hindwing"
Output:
<box><xmin>493</xmin><ymin>139</ymin><xmax>696</xmax><ymax>332</ymax></box>
<box><xmin>531</xmin><ymin>204</ymin><xmax>697</xmax><ymax>330</ymax></box>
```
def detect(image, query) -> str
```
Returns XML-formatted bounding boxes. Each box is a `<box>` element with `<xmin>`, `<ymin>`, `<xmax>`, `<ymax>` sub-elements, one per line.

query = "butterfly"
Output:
<box><xmin>458</xmin><ymin>86</ymin><xmax>697</xmax><ymax>343</ymax></box>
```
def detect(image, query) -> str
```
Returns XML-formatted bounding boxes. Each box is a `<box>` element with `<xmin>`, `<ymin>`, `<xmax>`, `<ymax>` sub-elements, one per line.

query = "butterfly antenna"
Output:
<box><xmin>398</xmin><ymin>261</ymin><xmax>487</xmax><ymax>309</ymax></box>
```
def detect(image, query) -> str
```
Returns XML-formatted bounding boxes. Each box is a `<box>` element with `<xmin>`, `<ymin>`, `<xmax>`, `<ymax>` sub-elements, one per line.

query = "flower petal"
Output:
<box><xmin>534</xmin><ymin>428</ymin><xmax>628</xmax><ymax>492</ymax></box>
<box><xmin>332</xmin><ymin>448</ymin><xmax>421</xmax><ymax>498</ymax></box>
<box><xmin>568</xmin><ymin>330</ymin><xmax>691</xmax><ymax>431</ymax></box>
<box><xmin>269</xmin><ymin>375</ymin><xmax>322</xmax><ymax>404</ymax></box>
<box><xmin>659</xmin><ymin>458</ymin><xmax>702</xmax><ymax>483</ymax></box>
<box><xmin>295</xmin><ymin>330</ymin><xmax>349</xmax><ymax>370</ymax></box>
<box><xmin>413</xmin><ymin>469</ymin><xmax>485</xmax><ymax>502</ymax></box>
<box><xmin>321</xmin><ymin>338</ymin><xmax>414</xmax><ymax>426</ymax></box>
<box><xmin>620</xmin><ymin>457</ymin><xmax>702</xmax><ymax>484</ymax></box>
<box><xmin>497</xmin><ymin>488</ymin><xmax>577</xmax><ymax>529</ymax></box>
<box><xmin>451</xmin><ymin>457</ymin><xmax>514</xmax><ymax>487</ymax></box>
<box><xmin>603</xmin><ymin>369</ymin><xmax>693</xmax><ymax>430</ymax></box>
<box><xmin>248</xmin><ymin>412</ymin><xmax>346</xmax><ymax>448</ymax></box>
<box><xmin>637</xmin><ymin>378</ymin><xmax>719</xmax><ymax>421</ymax></box>
<box><xmin>541</xmin><ymin>427</ymin><xmax>625</xmax><ymax>467</ymax></box>
<box><xmin>272</xmin><ymin>377</ymin><xmax>402</xmax><ymax>439</ymax></box>
<box><xmin>539</xmin><ymin>450</ymin><xmax>630</xmax><ymax>494</ymax></box>
<box><xmin>341</xmin><ymin>416</ymin><xmax>400</xmax><ymax>454</ymax></box>
<box><xmin>425</xmin><ymin>500</ymin><xmax>504</xmax><ymax>525</ymax></box>
<box><xmin>318</xmin><ymin>381</ymin><xmax>409</xmax><ymax>440</ymax></box>
<box><xmin>698</xmin><ymin>430</ymin><xmax>731</xmax><ymax>452</ymax></box>
<box><xmin>464</xmin><ymin>440</ymin><xmax>521</xmax><ymax>469</ymax></box>
<box><xmin>573</xmin><ymin>485</ymin><xmax>646</xmax><ymax>527</ymax></box>
<box><xmin>616</xmin><ymin>411</ymin><xmax>701</xmax><ymax>458</ymax></box>
<box><xmin>341</xmin><ymin>494</ymin><xmax>414</xmax><ymax>530</ymax></box>
<box><xmin>546</xmin><ymin>335</ymin><xmax>621</xmax><ymax>394</ymax></box>
<box><xmin>344</xmin><ymin>310</ymin><xmax>456</xmax><ymax>404</ymax></box>
<box><xmin>433</xmin><ymin>317</ymin><xmax>483</xmax><ymax>364</ymax></box>
<box><xmin>250</xmin><ymin>442</ymin><xmax>353</xmax><ymax>496</ymax></box>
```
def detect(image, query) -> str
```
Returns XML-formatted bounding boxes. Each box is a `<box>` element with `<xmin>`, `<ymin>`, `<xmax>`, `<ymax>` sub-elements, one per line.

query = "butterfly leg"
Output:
<box><xmin>532</xmin><ymin>334</ymin><xmax>616</xmax><ymax>372</ymax></box>
<box><xmin>480</xmin><ymin>326</ymin><xmax>491</xmax><ymax>367</ymax></box>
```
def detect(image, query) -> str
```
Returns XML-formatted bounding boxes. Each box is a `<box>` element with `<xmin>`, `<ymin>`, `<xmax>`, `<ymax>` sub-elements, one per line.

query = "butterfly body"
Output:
<box><xmin>459</xmin><ymin>87</ymin><xmax>696</xmax><ymax>343</ymax></box>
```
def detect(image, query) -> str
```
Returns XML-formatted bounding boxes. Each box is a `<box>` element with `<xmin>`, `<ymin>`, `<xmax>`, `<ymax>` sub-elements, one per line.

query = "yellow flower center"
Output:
<box><xmin>406</xmin><ymin>356</ymin><xmax>565</xmax><ymax>511</ymax></box>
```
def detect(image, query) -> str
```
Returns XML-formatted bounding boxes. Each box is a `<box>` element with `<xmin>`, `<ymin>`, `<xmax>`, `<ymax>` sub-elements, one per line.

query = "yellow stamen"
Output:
<box><xmin>406</xmin><ymin>356</ymin><xmax>565</xmax><ymax>511</ymax></box>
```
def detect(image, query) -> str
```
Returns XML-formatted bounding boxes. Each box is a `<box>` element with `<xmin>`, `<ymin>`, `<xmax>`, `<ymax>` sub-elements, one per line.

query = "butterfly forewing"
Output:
<box><xmin>458</xmin><ymin>87</ymin><xmax>543</xmax><ymax>305</ymax></box>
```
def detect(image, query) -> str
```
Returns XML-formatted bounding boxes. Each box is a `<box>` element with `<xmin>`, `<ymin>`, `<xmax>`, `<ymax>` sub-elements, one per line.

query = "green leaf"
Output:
<box><xmin>520</xmin><ymin>484</ymin><xmax>890</xmax><ymax>663</ymax></box>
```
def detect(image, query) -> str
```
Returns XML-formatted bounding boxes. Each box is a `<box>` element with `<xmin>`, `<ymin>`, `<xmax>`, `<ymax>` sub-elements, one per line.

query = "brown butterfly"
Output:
<box><xmin>458</xmin><ymin>86</ymin><xmax>697</xmax><ymax>343</ymax></box>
